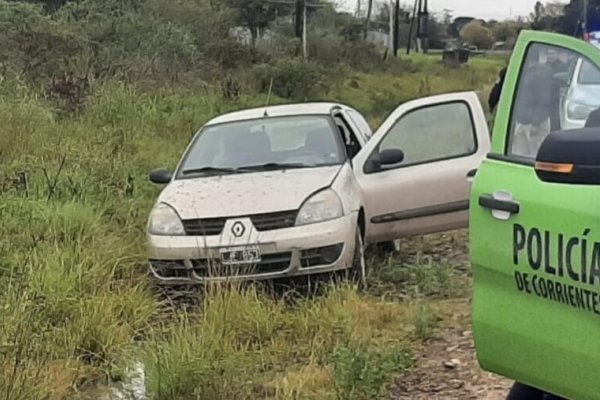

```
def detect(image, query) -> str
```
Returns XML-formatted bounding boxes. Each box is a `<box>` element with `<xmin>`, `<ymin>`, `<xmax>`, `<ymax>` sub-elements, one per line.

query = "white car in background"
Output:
<box><xmin>561</xmin><ymin>56</ymin><xmax>600</xmax><ymax>129</ymax></box>
<box><xmin>146</xmin><ymin>92</ymin><xmax>490</xmax><ymax>286</ymax></box>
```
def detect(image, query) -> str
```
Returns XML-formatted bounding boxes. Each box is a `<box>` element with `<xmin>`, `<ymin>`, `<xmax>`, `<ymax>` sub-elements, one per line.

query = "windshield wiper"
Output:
<box><xmin>238</xmin><ymin>162</ymin><xmax>317</xmax><ymax>171</ymax></box>
<box><xmin>182</xmin><ymin>163</ymin><xmax>317</xmax><ymax>176</ymax></box>
<box><xmin>181</xmin><ymin>167</ymin><xmax>239</xmax><ymax>176</ymax></box>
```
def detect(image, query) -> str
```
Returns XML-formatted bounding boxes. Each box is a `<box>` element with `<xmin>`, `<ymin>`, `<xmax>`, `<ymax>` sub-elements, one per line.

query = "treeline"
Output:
<box><xmin>2</xmin><ymin>0</ymin><xmax>430</xmax><ymax>116</ymax></box>
<box><xmin>0</xmin><ymin>0</ymin><xmax>585</xmax><ymax>110</ymax></box>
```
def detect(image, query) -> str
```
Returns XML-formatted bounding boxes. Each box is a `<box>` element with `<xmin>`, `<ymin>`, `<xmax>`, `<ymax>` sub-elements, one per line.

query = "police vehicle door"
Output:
<box><xmin>470</xmin><ymin>30</ymin><xmax>600</xmax><ymax>400</ymax></box>
<box><xmin>353</xmin><ymin>91</ymin><xmax>490</xmax><ymax>244</ymax></box>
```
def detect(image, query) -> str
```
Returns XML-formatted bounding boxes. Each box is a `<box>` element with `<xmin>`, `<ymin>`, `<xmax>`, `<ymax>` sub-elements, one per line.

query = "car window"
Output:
<box><xmin>578</xmin><ymin>59</ymin><xmax>600</xmax><ymax>84</ymax></box>
<box><xmin>378</xmin><ymin>101</ymin><xmax>477</xmax><ymax>167</ymax></box>
<box><xmin>334</xmin><ymin>114</ymin><xmax>361</xmax><ymax>159</ymax></box>
<box><xmin>177</xmin><ymin>115</ymin><xmax>345</xmax><ymax>176</ymax></box>
<box><xmin>507</xmin><ymin>43</ymin><xmax>600</xmax><ymax>159</ymax></box>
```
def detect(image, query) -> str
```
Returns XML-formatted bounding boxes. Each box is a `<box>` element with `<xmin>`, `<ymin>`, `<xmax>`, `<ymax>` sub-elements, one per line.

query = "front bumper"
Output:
<box><xmin>147</xmin><ymin>213</ymin><xmax>357</xmax><ymax>284</ymax></box>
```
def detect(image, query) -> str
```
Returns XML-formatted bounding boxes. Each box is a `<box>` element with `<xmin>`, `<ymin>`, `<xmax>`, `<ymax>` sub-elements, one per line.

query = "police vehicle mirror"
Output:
<box><xmin>535</xmin><ymin>128</ymin><xmax>600</xmax><ymax>185</ymax></box>
<box><xmin>149</xmin><ymin>168</ymin><xmax>173</xmax><ymax>184</ymax></box>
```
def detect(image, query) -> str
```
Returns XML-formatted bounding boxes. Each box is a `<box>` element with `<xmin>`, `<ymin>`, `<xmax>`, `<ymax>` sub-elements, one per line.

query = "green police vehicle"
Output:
<box><xmin>470</xmin><ymin>30</ymin><xmax>600</xmax><ymax>400</ymax></box>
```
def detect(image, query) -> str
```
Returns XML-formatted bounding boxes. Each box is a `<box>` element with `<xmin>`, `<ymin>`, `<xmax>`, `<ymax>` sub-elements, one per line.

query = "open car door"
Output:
<box><xmin>353</xmin><ymin>91</ymin><xmax>490</xmax><ymax>244</ymax></box>
<box><xmin>470</xmin><ymin>30</ymin><xmax>600</xmax><ymax>400</ymax></box>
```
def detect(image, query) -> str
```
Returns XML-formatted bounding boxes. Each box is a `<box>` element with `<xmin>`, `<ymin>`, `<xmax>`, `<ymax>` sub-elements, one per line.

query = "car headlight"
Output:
<box><xmin>147</xmin><ymin>203</ymin><xmax>185</xmax><ymax>236</ymax></box>
<box><xmin>296</xmin><ymin>189</ymin><xmax>343</xmax><ymax>226</ymax></box>
<box><xmin>567</xmin><ymin>100</ymin><xmax>596</xmax><ymax>120</ymax></box>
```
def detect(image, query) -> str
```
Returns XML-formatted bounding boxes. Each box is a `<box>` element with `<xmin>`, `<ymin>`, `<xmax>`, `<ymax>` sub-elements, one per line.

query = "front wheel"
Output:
<box><xmin>350</xmin><ymin>227</ymin><xmax>367</xmax><ymax>289</ymax></box>
<box><xmin>375</xmin><ymin>239</ymin><xmax>400</xmax><ymax>255</ymax></box>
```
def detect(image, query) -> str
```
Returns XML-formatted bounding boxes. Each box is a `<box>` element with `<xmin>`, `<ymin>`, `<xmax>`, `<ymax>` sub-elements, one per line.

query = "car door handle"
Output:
<box><xmin>478</xmin><ymin>194</ymin><xmax>520</xmax><ymax>215</ymax></box>
<box><xmin>466</xmin><ymin>169</ymin><xmax>478</xmax><ymax>178</ymax></box>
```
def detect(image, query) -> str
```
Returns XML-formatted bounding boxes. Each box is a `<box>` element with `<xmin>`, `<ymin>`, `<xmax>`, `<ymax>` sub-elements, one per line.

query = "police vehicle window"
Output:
<box><xmin>507</xmin><ymin>43</ymin><xmax>600</xmax><ymax>159</ymax></box>
<box><xmin>378</xmin><ymin>101</ymin><xmax>476</xmax><ymax>167</ymax></box>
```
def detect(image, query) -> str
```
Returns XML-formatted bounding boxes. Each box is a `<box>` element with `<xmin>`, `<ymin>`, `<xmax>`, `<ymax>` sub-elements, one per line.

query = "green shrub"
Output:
<box><xmin>327</xmin><ymin>341</ymin><xmax>413</xmax><ymax>400</ymax></box>
<box><xmin>252</xmin><ymin>57</ymin><xmax>332</xmax><ymax>101</ymax></box>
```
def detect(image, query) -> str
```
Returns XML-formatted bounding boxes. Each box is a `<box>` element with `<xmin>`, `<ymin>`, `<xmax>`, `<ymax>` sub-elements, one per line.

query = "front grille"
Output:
<box><xmin>250</xmin><ymin>211</ymin><xmax>297</xmax><ymax>231</ymax></box>
<box><xmin>191</xmin><ymin>252</ymin><xmax>292</xmax><ymax>277</ymax></box>
<box><xmin>150</xmin><ymin>259</ymin><xmax>189</xmax><ymax>278</ymax></box>
<box><xmin>300</xmin><ymin>244</ymin><xmax>344</xmax><ymax>268</ymax></box>
<box><xmin>182</xmin><ymin>218</ymin><xmax>226</xmax><ymax>236</ymax></box>
<box><xmin>181</xmin><ymin>210</ymin><xmax>297</xmax><ymax>236</ymax></box>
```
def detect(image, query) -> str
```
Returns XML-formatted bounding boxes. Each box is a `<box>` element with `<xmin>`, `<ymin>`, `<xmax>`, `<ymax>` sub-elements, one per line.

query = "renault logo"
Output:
<box><xmin>231</xmin><ymin>221</ymin><xmax>245</xmax><ymax>237</ymax></box>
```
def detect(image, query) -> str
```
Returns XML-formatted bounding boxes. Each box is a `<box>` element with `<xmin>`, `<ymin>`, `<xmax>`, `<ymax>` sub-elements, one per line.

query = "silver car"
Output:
<box><xmin>561</xmin><ymin>57</ymin><xmax>600</xmax><ymax>129</ymax></box>
<box><xmin>146</xmin><ymin>93</ymin><xmax>491</xmax><ymax>285</ymax></box>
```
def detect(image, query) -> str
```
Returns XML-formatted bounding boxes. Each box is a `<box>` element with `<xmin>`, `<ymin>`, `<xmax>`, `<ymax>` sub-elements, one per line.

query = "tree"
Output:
<box><xmin>448</xmin><ymin>16</ymin><xmax>474</xmax><ymax>37</ymax></box>
<box><xmin>460</xmin><ymin>19</ymin><xmax>493</xmax><ymax>49</ymax></box>
<box><xmin>223</xmin><ymin>0</ymin><xmax>291</xmax><ymax>46</ymax></box>
<box><xmin>560</xmin><ymin>0</ymin><xmax>600</xmax><ymax>36</ymax></box>
<box><xmin>530</xmin><ymin>0</ymin><xmax>564</xmax><ymax>31</ymax></box>
<box><xmin>442</xmin><ymin>8</ymin><xmax>453</xmax><ymax>26</ymax></box>
<box><xmin>425</xmin><ymin>16</ymin><xmax>446</xmax><ymax>49</ymax></box>
<box><xmin>6</xmin><ymin>0</ymin><xmax>72</xmax><ymax>12</ymax></box>
<box><xmin>370</xmin><ymin>2</ymin><xmax>446</xmax><ymax>49</ymax></box>
<box><xmin>363</xmin><ymin>0</ymin><xmax>373</xmax><ymax>39</ymax></box>
<box><xmin>492</xmin><ymin>21</ymin><xmax>522</xmax><ymax>43</ymax></box>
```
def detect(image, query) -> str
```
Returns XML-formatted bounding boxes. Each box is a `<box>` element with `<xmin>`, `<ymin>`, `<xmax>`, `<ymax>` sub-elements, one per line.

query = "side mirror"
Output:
<box><xmin>364</xmin><ymin>148</ymin><xmax>405</xmax><ymax>173</ymax></box>
<box><xmin>378</xmin><ymin>149</ymin><xmax>405</xmax><ymax>166</ymax></box>
<box><xmin>149</xmin><ymin>168</ymin><xmax>173</xmax><ymax>184</ymax></box>
<box><xmin>535</xmin><ymin>128</ymin><xmax>600</xmax><ymax>185</ymax></box>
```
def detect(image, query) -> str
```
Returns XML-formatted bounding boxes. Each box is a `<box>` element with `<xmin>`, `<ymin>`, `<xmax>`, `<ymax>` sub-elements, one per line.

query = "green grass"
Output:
<box><xmin>331</xmin><ymin>54</ymin><xmax>504</xmax><ymax>127</ymax></box>
<box><xmin>0</xmin><ymin>54</ymin><xmax>502</xmax><ymax>399</ymax></box>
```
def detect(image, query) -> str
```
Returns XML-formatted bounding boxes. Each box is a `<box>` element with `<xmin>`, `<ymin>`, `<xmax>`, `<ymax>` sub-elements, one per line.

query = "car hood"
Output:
<box><xmin>158</xmin><ymin>165</ymin><xmax>342</xmax><ymax>219</ymax></box>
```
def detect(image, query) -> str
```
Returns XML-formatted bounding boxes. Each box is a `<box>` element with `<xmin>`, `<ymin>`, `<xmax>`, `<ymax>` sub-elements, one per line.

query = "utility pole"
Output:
<box><xmin>583</xmin><ymin>0</ymin><xmax>589</xmax><ymax>39</ymax></box>
<box><xmin>415</xmin><ymin>0</ymin><xmax>422</xmax><ymax>52</ymax></box>
<box><xmin>294</xmin><ymin>0</ymin><xmax>302</xmax><ymax>39</ymax></box>
<box><xmin>393</xmin><ymin>0</ymin><xmax>400</xmax><ymax>57</ymax></box>
<box><xmin>289</xmin><ymin>0</ymin><xmax>323</xmax><ymax>58</ymax></box>
<box><xmin>389</xmin><ymin>0</ymin><xmax>394</xmax><ymax>54</ymax></box>
<box><xmin>406</xmin><ymin>0</ymin><xmax>418</xmax><ymax>54</ymax></box>
<box><xmin>419</xmin><ymin>0</ymin><xmax>429</xmax><ymax>54</ymax></box>
<box><xmin>302</xmin><ymin>0</ymin><xmax>307</xmax><ymax>59</ymax></box>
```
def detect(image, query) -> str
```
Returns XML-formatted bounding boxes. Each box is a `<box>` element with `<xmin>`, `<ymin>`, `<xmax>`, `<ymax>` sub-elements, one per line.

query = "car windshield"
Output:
<box><xmin>578</xmin><ymin>59</ymin><xmax>600</xmax><ymax>85</ymax></box>
<box><xmin>177</xmin><ymin>115</ymin><xmax>345</xmax><ymax>177</ymax></box>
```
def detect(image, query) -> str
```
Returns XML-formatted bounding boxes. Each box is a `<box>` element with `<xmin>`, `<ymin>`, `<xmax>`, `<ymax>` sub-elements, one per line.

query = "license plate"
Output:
<box><xmin>219</xmin><ymin>246</ymin><xmax>261</xmax><ymax>265</ymax></box>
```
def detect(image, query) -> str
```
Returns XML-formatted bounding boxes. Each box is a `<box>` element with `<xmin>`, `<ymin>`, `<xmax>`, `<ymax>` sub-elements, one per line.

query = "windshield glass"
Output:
<box><xmin>177</xmin><ymin>115</ymin><xmax>345</xmax><ymax>177</ymax></box>
<box><xmin>578</xmin><ymin>58</ymin><xmax>600</xmax><ymax>85</ymax></box>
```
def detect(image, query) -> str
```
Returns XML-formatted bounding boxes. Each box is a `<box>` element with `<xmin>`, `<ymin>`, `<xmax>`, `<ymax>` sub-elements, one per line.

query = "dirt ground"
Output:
<box><xmin>391</xmin><ymin>299</ymin><xmax>512</xmax><ymax>400</ymax></box>
<box><xmin>390</xmin><ymin>230</ymin><xmax>513</xmax><ymax>400</ymax></box>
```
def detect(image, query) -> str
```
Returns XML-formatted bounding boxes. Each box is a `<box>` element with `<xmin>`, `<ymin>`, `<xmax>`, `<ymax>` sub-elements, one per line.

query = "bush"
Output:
<box><xmin>327</xmin><ymin>341</ymin><xmax>413</xmax><ymax>400</ymax></box>
<box><xmin>252</xmin><ymin>57</ymin><xmax>332</xmax><ymax>101</ymax></box>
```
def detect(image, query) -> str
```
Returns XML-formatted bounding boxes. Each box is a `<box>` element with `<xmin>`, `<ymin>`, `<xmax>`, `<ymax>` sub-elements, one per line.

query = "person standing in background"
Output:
<box><xmin>488</xmin><ymin>64</ymin><xmax>507</xmax><ymax>114</ymax></box>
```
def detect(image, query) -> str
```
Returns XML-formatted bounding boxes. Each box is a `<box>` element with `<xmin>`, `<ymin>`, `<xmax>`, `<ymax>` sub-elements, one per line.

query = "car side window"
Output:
<box><xmin>506</xmin><ymin>43</ymin><xmax>600</xmax><ymax>159</ymax></box>
<box><xmin>334</xmin><ymin>114</ymin><xmax>361</xmax><ymax>159</ymax></box>
<box><xmin>377</xmin><ymin>101</ymin><xmax>477</xmax><ymax>168</ymax></box>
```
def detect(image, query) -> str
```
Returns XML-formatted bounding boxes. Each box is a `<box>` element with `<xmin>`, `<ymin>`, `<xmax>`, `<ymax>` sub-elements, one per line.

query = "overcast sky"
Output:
<box><xmin>339</xmin><ymin>0</ymin><xmax>569</xmax><ymax>20</ymax></box>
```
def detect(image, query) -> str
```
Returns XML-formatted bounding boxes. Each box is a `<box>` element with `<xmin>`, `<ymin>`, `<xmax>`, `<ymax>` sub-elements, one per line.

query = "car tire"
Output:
<box><xmin>350</xmin><ymin>227</ymin><xmax>367</xmax><ymax>289</ymax></box>
<box><xmin>375</xmin><ymin>239</ymin><xmax>401</xmax><ymax>255</ymax></box>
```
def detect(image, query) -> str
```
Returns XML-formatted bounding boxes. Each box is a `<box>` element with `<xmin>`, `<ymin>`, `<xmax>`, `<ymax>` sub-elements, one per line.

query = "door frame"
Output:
<box><xmin>490</xmin><ymin>30</ymin><xmax>600</xmax><ymax>163</ymax></box>
<box><xmin>352</xmin><ymin>91</ymin><xmax>491</xmax><ymax>243</ymax></box>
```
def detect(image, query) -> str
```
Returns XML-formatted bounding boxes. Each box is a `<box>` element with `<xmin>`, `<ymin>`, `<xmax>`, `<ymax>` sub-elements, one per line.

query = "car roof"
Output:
<box><xmin>205</xmin><ymin>102</ymin><xmax>347</xmax><ymax>126</ymax></box>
